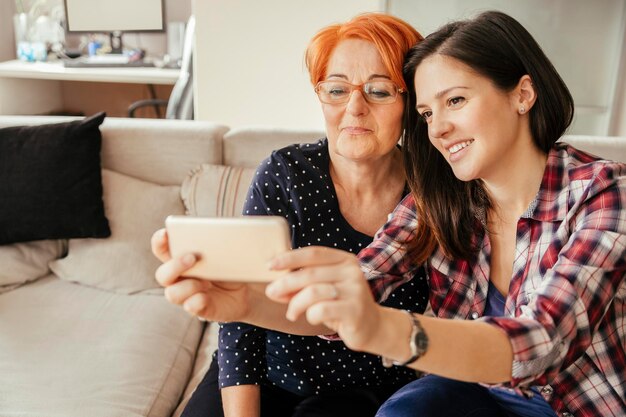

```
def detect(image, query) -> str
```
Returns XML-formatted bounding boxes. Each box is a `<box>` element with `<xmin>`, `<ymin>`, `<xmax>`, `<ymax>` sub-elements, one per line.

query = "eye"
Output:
<box><xmin>447</xmin><ymin>96</ymin><xmax>465</xmax><ymax>107</ymax></box>
<box><xmin>327</xmin><ymin>85</ymin><xmax>349</xmax><ymax>97</ymax></box>
<box><xmin>365</xmin><ymin>84</ymin><xmax>393</xmax><ymax>98</ymax></box>
<box><xmin>418</xmin><ymin>110</ymin><xmax>432</xmax><ymax>123</ymax></box>
<box><xmin>318</xmin><ymin>81</ymin><xmax>350</xmax><ymax>99</ymax></box>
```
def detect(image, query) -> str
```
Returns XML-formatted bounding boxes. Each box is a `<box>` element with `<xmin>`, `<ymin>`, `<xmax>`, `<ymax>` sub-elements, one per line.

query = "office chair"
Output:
<box><xmin>128</xmin><ymin>15</ymin><xmax>195</xmax><ymax>120</ymax></box>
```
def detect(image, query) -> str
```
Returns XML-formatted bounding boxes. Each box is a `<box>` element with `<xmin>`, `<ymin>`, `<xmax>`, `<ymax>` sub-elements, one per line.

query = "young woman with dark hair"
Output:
<box><xmin>153</xmin><ymin>11</ymin><xmax>625</xmax><ymax>417</ymax></box>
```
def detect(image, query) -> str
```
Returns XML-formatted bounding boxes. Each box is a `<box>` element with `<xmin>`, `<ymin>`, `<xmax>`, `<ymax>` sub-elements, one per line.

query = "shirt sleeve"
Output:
<box><xmin>218</xmin><ymin>152</ymin><xmax>291</xmax><ymax>388</ymax></box>
<box><xmin>358</xmin><ymin>193</ymin><xmax>425</xmax><ymax>303</ymax></box>
<box><xmin>217</xmin><ymin>322</ymin><xmax>267</xmax><ymax>387</ymax></box>
<box><xmin>483</xmin><ymin>163</ymin><xmax>626</xmax><ymax>387</ymax></box>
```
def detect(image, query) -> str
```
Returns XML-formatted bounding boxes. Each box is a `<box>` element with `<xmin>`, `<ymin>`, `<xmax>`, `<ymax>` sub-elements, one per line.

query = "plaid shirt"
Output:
<box><xmin>359</xmin><ymin>144</ymin><xmax>626</xmax><ymax>417</ymax></box>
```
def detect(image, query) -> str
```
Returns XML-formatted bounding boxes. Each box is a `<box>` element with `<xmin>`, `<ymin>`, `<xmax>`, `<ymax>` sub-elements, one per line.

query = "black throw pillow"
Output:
<box><xmin>0</xmin><ymin>112</ymin><xmax>111</xmax><ymax>244</ymax></box>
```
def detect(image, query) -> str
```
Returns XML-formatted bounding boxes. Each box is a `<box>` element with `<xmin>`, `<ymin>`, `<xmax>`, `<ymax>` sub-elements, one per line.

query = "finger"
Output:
<box><xmin>266</xmin><ymin>260</ymin><xmax>362</xmax><ymax>303</ymax></box>
<box><xmin>285</xmin><ymin>282</ymin><xmax>339</xmax><ymax>321</ymax></box>
<box><xmin>164</xmin><ymin>277</ymin><xmax>209</xmax><ymax>305</ymax></box>
<box><xmin>305</xmin><ymin>300</ymin><xmax>344</xmax><ymax>327</ymax></box>
<box><xmin>155</xmin><ymin>253</ymin><xmax>197</xmax><ymax>286</ymax></box>
<box><xmin>151</xmin><ymin>228</ymin><xmax>171</xmax><ymax>262</ymax></box>
<box><xmin>269</xmin><ymin>246</ymin><xmax>353</xmax><ymax>271</ymax></box>
<box><xmin>182</xmin><ymin>291</ymin><xmax>212</xmax><ymax>317</ymax></box>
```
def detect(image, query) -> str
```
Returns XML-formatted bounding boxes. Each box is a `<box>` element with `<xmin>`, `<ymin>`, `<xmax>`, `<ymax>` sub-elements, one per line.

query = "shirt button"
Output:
<box><xmin>470</xmin><ymin>311</ymin><xmax>479</xmax><ymax>319</ymax></box>
<box><xmin>561</xmin><ymin>413</ymin><xmax>573</xmax><ymax>417</ymax></box>
<box><xmin>541</xmin><ymin>385</ymin><xmax>554</xmax><ymax>398</ymax></box>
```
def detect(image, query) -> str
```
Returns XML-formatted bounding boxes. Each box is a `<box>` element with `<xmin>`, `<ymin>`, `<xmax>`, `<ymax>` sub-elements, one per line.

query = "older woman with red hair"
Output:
<box><xmin>172</xmin><ymin>13</ymin><xmax>427</xmax><ymax>417</ymax></box>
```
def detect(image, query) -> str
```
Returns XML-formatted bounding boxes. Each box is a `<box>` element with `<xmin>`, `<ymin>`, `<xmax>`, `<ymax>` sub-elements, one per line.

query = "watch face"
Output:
<box><xmin>416</xmin><ymin>331</ymin><xmax>429</xmax><ymax>354</ymax></box>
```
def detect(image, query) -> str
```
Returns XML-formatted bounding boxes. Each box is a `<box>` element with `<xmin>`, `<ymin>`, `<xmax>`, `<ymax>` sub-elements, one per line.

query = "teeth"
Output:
<box><xmin>449</xmin><ymin>140</ymin><xmax>473</xmax><ymax>154</ymax></box>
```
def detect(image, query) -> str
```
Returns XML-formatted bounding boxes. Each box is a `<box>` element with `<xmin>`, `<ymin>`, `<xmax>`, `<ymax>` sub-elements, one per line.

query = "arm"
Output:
<box><xmin>220</xmin><ymin>158</ymin><xmax>285</xmax><ymax>415</ymax></box>
<box><xmin>150</xmin><ymin>150</ymin><xmax>334</xmax><ymax>333</ymax></box>
<box><xmin>266</xmin><ymin>246</ymin><xmax>514</xmax><ymax>383</ymax></box>
<box><xmin>222</xmin><ymin>385</ymin><xmax>260</xmax><ymax>417</ymax></box>
<box><xmin>481</xmin><ymin>165</ymin><xmax>626</xmax><ymax>386</ymax></box>
<box><xmin>266</xmin><ymin>164</ymin><xmax>626</xmax><ymax>384</ymax></box>
<box><xmin>359</xmin><ymin>194</ymin><xmax>425</xmax><ymax>303</ymax></box>
<box><xmin>219</xmin><ymin>322</ymin><xmax>265</xmax><ymax>417</ymax></box>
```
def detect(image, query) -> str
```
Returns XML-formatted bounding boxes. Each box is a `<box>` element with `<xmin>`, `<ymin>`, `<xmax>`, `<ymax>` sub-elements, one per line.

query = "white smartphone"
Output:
<box><xmin>165</xmin><ymin>215</ymin><xmax>292</xmax><ymax>282</ymax></box>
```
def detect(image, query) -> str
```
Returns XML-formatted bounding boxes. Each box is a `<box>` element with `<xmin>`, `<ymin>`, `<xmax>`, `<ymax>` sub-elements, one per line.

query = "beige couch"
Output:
<box><xmin>0</xmin><ymin>115</ymin><xmax>624</xmax><ymax>417</ymax></box>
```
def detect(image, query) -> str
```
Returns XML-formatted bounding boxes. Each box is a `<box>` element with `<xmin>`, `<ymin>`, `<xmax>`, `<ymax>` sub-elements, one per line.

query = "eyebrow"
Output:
<box><xmin>326</xmin><ymin>73</ymin><xmax>392</xmax><ymax>81</ymax></box>
<box><xmin>415</xmin><ymin>86</ymin><xmax>468</xmax><ymax>109</ymax></box>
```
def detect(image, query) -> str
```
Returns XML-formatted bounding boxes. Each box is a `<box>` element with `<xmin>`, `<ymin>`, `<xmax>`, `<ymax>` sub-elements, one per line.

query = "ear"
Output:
<box><xmin>513</xmin><ymin>75</ymin><xmax>536</xmax><ymax>115</ymax></box>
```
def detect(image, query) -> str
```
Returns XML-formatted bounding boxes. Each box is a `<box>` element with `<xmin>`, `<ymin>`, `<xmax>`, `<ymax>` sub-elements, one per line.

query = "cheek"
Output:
<box><xmin>322</xmin><ymin>106</ymin><xmax>342</xmax><ymax>127</ymax></box>
<box><xmin>378</xmin><ymin>102</ymin><xmax>404</xmax><ymax>136</ymax></box>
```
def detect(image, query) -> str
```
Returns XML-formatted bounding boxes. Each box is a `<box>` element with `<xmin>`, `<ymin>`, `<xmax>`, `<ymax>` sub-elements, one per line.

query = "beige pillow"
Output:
<box><xmin>50</xmin><ymin>169</ymin><xmax>184</xmax><ymax>294</ymax></box>
<box><xmin>181</xmin><ymin>164</ymin><xmax>255</xmax><ymax>217</ymax></box>
<box><xmin>0</xmin><ymin>240</ymin><xmax>66</xmax><ymax>293</ymax></box>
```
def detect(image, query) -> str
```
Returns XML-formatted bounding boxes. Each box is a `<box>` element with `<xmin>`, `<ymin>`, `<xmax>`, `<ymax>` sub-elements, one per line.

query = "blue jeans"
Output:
<box><xmin>376</xmin><ymin>375</ymin><xmax>557</xmax><ymax>417</ymax></box>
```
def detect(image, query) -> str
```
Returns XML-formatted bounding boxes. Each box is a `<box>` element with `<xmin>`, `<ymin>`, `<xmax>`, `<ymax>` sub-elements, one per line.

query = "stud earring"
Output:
<box><xmin>519</xmin><ymin>106</ymin><xmax>525</xmax><ymax>114</ymax></box>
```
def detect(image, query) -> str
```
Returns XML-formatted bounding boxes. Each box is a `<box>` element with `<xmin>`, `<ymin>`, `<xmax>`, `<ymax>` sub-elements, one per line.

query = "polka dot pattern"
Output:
<box><xmin>217</xmin><ymin>139</ymin><xmax>429</xmax><ymax>396</ymax></box>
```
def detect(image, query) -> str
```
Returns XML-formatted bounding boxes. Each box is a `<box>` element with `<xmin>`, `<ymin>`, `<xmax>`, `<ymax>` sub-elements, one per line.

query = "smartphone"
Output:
<box><xmin>165</xmin><ymin>215</ymin><xmax>291</xmax><ymax>282</ymax></box>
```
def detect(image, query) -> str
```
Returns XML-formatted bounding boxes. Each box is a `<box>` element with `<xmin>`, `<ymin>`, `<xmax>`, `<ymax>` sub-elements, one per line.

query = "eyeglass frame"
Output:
<box><xmin>314</xmin><ymin>79</ymin><xmax>405</xmax><ymax>105</ymax></box>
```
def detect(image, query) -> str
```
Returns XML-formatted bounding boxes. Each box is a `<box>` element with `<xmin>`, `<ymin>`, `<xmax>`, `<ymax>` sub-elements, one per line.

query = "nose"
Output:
<box><xmin>345</xmin><ymin>89</ymin><xmax>369</xmax><ymax>116</ymax></box>
<box><xmin>428</xmin><ymin>113</ymin><xmax>453</xmax><ymax>139</ymax></box>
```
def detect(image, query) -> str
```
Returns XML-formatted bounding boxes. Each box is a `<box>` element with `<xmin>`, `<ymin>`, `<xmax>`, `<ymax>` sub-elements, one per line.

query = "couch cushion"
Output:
<box><xmin>0</xmin><ymin>112</ymin><xmax>110</xmax><ymax>244</ymax></box>
<box><xmin>172</xmin><ymin>322</ymin><xmax>218</xmax><ymax>417</ymax></box>
<box><xmin>222</xmin><ymin>127</ymin><xmax>323</xmax><ymax>168</ymax></box>
<box><xmin>50</xmin><ymin>169</ymin><xmax>184</xmax><ymax>294</ymax></box>
<box><xmin>0</xmin><ymin>275</ymin><xmax>203</xmax><ymax>417</ymax></box>
<box><xmin>181</xmin><ymin>164</ymin><xmax>255</xmax><ymax>217</ymax></box>
<box><xmin>0</xmin><ymin>240</ymin><xmax>66</xmax><ymax>293</ymax></box>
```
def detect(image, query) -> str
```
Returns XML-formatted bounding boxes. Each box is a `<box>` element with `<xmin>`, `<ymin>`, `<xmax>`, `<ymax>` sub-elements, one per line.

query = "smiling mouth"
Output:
<box><xmin>448</xmin><ymin>140</ymin><xmax>474</xmax><ymax>154</ymax></box>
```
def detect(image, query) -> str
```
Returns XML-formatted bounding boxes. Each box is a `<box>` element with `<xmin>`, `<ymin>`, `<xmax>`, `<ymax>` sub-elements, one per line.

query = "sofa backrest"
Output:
<box><xmin>0</xmin><ymin>116</ymin><xmax>229</xmax><ymax>186</ymax></box>
<box><xmin>560</xmin><ymin>135</ymin><xmax>626</xmax><ymax>164</ymax></box>
<box><xmin>222</xmin><ymin>126</ymin><xmax>325</xmax><ymax>168</ymax></box>
<box><xmin>99</xmin><ymin>118</ymin><xmax>227</xmax><ymax>185</ymax></box>
<box><xmin>219</xmin><ymin>128</ymin><xmax>626</xmax><ymax>169</ymax></box>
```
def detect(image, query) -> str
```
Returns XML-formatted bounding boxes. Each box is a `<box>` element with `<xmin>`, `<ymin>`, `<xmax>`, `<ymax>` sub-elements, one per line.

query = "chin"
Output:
<box><xmin>450</xmin><ymin>168</ymin><xmax>476</xmax><ymax>183</ymax></box>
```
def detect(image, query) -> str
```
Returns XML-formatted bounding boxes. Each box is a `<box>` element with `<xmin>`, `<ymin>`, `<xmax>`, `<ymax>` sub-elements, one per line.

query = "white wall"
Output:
<box><xmin>387</xmin><ymin>0</ymin><xmax>626</xmax><ymax>137</ymax></box>
<box><xmin>191</xmin><ymin>0</ymin><xmax>626</xmax><ymax>136</ymax></box>
<box><xmin>0</xmin><ymin>0</ymin><xmax>17</xmax><ymax>61</ymax></box>
<box><xmin>192</xmin><ymin>0</ymin><xmax>382</xmax><ymax>129</ymax></box>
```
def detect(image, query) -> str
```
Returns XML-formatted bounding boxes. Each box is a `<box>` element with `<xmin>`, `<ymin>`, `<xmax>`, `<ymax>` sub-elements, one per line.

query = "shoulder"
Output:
<box><xmin>552</xmin><ymin>142</ymin><xmax>626</xmax><ymax>183</ymax></box>
<box><xmin>542</xmin><ymin>143</ymin><xmax>626</xmax><ymax>223</ymax></box>
<box><xmin>262</xmin><ymin>138</ymin><xmax>328</xmax><ymax>166</ymax></box>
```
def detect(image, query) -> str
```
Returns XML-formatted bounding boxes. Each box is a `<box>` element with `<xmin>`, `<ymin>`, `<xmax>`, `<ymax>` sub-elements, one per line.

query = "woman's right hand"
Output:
<box><xmin>151</xmin><ymin>228</ymin><xmax>254</xmax><ymax>323</ymax></box>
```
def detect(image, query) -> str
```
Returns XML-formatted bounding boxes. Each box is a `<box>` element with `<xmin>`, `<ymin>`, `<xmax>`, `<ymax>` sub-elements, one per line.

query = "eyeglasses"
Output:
<box><xmin>314</xmin><ymin>80</ymin><xmax>404</xmax><ymax>105</ymax></box>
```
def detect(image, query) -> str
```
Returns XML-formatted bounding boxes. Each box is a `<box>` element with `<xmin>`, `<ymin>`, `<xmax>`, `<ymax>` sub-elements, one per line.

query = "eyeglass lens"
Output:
<box><xmin>316</xmin><ymin>80</ymin><xmax>400</xmax><ymax>104</ymax></box>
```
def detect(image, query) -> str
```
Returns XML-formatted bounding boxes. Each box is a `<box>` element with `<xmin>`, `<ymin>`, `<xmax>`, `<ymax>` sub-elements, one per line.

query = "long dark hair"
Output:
<box><xmin>402</xmin><ymin>10</ymin><xmax>574</xmax><ymax>263</ymax></box>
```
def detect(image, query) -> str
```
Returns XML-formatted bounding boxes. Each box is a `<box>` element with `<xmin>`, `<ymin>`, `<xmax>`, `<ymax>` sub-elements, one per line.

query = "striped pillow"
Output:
<box><xmin>181</xmin><ymin>164</ymin><xmax>255</xmax><ymax>217</ymax></box>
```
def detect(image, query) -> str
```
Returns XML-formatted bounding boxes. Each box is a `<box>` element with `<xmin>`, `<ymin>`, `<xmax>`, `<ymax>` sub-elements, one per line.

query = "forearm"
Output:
<box><xmin>244</xmin><ymin>285</ymin><xmax>332</xmax><ymax>335</ymax></box>
<box><xmin>222</xmin><ymin>385</ymin><xmax>261</xmax><ymax>417</ymax></box>
<box><xmin>372</xmin><ymin>307</ymin><xmax>513</xmax><ymax>383</ymax></box>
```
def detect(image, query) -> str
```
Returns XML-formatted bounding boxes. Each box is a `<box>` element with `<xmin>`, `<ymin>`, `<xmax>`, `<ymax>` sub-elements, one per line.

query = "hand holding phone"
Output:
<box><xmin>165</xmin><ymin>215</ymin><xmax>291</xmax><ymax>282</ymax></box>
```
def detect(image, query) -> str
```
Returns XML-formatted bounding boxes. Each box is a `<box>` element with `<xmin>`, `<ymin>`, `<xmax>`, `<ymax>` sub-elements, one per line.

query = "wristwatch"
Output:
<box><xmin>382</xmin><ymin>310</ymin><xmax>429</xmax><ymax>368</ymax></box>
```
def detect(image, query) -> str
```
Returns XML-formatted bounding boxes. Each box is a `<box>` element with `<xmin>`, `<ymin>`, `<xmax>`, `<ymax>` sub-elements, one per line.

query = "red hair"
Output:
<box><xmin>305</xmin><ymin>13</ymin><xmax>423</xmax><ymax>90</ymax></box>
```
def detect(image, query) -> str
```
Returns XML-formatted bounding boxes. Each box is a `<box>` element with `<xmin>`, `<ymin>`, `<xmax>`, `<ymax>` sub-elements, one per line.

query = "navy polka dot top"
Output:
<box><xmin>217</xmin><ymin>139</ymin><xmax>429</xmax><ymax>396</ymax></box>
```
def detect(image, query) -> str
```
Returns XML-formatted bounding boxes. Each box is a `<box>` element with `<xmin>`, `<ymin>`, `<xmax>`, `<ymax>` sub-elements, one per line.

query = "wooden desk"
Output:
<box><xmin>0</xmin><ymin>59</ymin><xmax>180</xmax><ymax>115</ymax></box>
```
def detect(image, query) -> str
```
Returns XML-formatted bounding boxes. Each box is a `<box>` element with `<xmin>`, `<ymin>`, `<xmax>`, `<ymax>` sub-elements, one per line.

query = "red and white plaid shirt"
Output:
<box><xmin>359</xmin><ymin>143</ymin><xmax>626</xmax><ymax>417</ymax></box>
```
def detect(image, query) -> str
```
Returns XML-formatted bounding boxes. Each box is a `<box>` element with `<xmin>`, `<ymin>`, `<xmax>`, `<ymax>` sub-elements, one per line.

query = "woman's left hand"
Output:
<box><xmin>265</xmin><ymin>246</ymin><xmax>383</xmax><ymax>352</ymax></box>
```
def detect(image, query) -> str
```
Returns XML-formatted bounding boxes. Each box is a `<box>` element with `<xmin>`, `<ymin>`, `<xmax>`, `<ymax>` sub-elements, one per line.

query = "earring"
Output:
<box><xmin>519</xmin><ymin>106</ymin><xmax>525</xmax><ymax>114</ymax></box>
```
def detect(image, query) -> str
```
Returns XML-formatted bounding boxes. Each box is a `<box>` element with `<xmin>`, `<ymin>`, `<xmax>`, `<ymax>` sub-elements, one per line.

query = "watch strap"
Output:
<box><xmin>382</xmin><ymin>310</ymin><xmax>428</xmax><ymax>368</ymax></box>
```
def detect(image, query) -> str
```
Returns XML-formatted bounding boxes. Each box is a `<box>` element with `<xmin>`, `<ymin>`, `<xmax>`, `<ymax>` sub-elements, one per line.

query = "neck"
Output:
<box><xmin>484</xmin><ymin>138</ymin><xmax>548</xmax><ymax>222</ymax></box>
<box><xmin>329</xmin><ymin>148</ymin><xmax>404</xmax><ymax>197</ymax></box>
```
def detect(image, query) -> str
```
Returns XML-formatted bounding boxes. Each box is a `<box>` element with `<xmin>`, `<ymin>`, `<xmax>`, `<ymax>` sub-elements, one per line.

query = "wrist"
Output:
<box><xmin>380</xmin><ymin>309</ymin><xmax>428</xmax><ymax>368</ymax></box>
